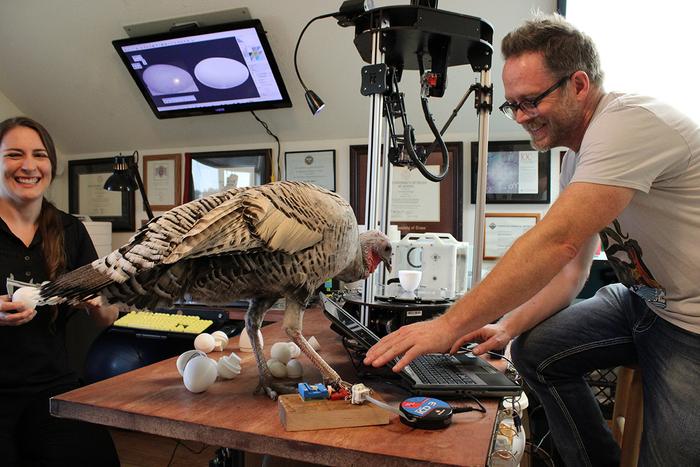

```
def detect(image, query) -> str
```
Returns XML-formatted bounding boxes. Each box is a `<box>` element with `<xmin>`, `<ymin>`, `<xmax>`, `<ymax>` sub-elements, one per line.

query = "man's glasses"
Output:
<box><xmin>499</xmin><ymin>74</ymin><xmax>572</xmax><ymax>120</ymax></box>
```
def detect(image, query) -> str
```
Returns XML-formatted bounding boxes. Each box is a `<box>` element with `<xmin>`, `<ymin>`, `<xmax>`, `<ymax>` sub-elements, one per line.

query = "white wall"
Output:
<box><xmin>0</xmin><ymin>89</ymin><xmax>23</xmax><ymax>121</ymax></box>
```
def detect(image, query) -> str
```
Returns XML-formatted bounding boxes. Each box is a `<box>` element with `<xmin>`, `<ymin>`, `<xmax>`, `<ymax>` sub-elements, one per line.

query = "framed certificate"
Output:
<box><xmin>284</xmin><ymin>150</ymin><xmax>336</xmax><ymax>191</ymax></box>
<box><xmin>483</xmin><ymin>212</ymin><xmax>540</xmax><ymax>260</ymax></box>
<box><xmin>143</xmin><ymin>154</ymin><xmax>181</xmax><ymax>211</ymax></box>
<box><xmin>471</xmin><ymin>140</ymin><xmax>551</xmax><ymax>204</ymax></box>
<box><xmin>349</xmin><ymin>142</ymin><xmax>463</xmax><ymax>240</ymax></box>
<box><xmin>68</xmin><ymin>157</ymin><xmax>135</xmax><ymax>232</ymax></box>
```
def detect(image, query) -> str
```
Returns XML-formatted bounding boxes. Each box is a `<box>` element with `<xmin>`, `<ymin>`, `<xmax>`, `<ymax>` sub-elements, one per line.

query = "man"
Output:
<box><xmin>364</xmin><ymin>14</ymin><xmax>700</xmax><ymax>466</ymax></box>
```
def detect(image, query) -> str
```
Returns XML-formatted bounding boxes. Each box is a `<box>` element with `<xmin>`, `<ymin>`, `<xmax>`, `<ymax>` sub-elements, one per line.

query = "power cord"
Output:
<box><xmin>250</xmin><ymin>111</ymin><xmax>281</xmax><ymax>181</ymax></box>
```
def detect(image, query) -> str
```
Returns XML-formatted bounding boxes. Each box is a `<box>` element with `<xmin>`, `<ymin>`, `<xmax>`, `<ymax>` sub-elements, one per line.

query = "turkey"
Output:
<box><xmin>9</xmin><ymin>181</ymin><xmax>392</xmax><ymax>399</ymax></box>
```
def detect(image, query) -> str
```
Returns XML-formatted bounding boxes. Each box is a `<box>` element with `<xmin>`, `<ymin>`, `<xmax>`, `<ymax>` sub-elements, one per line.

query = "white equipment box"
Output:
<box><xmin>82</xmin><ymin>221</ymin><xmax>112</xmax><ymax>258</ymax></box>
<box><xmin>389</xmin><ymin>233</ymin><xmax>472</xmax><ymax>299</ymax></box>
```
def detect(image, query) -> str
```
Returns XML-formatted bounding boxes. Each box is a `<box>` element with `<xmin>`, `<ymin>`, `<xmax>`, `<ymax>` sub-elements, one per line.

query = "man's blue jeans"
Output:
<box><xmin>511</xmin><ymin>283</ymin><xmax>700</xmax><ymax>466</ymax></box>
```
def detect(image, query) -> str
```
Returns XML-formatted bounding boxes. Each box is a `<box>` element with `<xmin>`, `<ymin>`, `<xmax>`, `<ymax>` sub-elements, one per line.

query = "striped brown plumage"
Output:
<box><xmin>38</xmin><ymin>181</ymin><xmax>392</xmax><ymax>399</ymax></box>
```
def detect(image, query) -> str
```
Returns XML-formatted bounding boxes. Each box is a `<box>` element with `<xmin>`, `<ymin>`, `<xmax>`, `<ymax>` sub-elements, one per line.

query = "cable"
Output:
<box><xmin>293</xmin><ymin>12</ymin><xmax>337</xmax><ymax>92</ymax></box>
<box><xmin>166</xmin><ymin>440</ymin><xmax>179</xmax><ymax>467</ymax></box>
<box><xmin>250</xmin><ymin>111</ymin><xmax>281</xmax><ymax>181</ymax></box>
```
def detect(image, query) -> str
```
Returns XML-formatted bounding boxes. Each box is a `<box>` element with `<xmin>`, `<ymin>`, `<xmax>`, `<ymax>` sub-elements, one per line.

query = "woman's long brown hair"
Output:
<box><xmin>0</xmin><ymin>117</ymin><xmax>66</xmax><ymax>322</ymax></box>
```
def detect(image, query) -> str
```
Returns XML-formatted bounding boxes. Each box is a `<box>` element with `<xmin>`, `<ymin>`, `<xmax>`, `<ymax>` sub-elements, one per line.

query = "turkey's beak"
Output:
<box><xmin>380</xmin><ymin>247</ymin><xmax>392</xmax><ymax>273</ymax></box>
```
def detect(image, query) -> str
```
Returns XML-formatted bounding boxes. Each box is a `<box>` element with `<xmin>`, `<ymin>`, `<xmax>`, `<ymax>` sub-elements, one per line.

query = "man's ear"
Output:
<box><xmin>571</xmin><ymin>70</ymin><xmax>591</xmax><ymax>101</ymax></box>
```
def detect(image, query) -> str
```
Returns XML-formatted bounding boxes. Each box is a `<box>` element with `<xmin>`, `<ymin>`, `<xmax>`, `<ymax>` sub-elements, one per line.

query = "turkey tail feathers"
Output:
<box><xmin>39</xmin><ymin>263</ymin><xmax>113</xmax><ymax>305</ymax></box>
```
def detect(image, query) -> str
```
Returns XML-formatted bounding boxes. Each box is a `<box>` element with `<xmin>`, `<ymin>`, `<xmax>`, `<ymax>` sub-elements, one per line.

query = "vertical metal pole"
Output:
<box><xmin>471</xmin><ymin>69</ymin><xmax>491</xmax><ymax>287</ymax></box>
<box><xmin>360</xmin><ymin>27</ymin><xmax>387</xmax><ymax>324</ymax></box>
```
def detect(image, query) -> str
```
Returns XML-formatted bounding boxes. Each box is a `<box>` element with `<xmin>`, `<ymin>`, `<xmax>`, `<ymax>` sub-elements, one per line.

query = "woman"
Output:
<box><xmin>0</xmin><ymin>116</ymin><xmax>120</xmax><ymax>466</ymax></box>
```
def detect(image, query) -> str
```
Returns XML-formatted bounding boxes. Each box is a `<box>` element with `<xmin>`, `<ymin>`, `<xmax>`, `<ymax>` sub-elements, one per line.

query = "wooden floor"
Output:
<box><xmin>110</xmin><ymin>429</ymin><xmax>317</xmax><ymax>467</ymax></box>
<box><xmin>111</xmin><ymin>429</ymin><xmax>218</xmax><ymax>467</ymax></box>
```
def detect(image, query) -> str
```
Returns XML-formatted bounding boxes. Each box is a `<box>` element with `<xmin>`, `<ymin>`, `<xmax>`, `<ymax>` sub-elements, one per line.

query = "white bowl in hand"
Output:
<box><xmin>398</xmin><ymin>270</ymin><xmax>422</xmax><ymax>293</ymax></box>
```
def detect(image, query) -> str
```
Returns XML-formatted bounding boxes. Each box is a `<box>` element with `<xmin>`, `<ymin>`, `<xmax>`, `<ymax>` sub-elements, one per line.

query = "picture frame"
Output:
<box><xmin>349</xmin><ymin>142</ymin><xmax>463</xmax><ymax>240</ymax></box>
<box><xmin>483</xmin><ymin>212</ymin><xmax>540</xmax><ymax>260</ymax></box>
<box><xmin>143</xmin><ymin>154</ymin><xmax>182</xmax><ymax>211</ymax></box>
<box><xmin>68</xmin><ymin>157</ymin><xmax>135</xmax><ymax>232</ymax></box>
<box><xmin>284</xmin><ymin>150</ymin><xmax>336</xmax><ymax>191</ymax></box>
<box><xmin>470</xmin><ymin>140</ymin><xmax>551</xmax><ymax>204</ymax></box>
<box><xmin>184</xmin><ymin>149</ymin><xmax>272</xmax><ymax>201</ymax></box>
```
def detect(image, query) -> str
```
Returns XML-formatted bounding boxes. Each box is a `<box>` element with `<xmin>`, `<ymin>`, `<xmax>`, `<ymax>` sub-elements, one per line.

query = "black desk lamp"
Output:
<box><xmin>103</xmin><ymin>150</ymin><xmax>154</xmax><ymax>220</ymax></box>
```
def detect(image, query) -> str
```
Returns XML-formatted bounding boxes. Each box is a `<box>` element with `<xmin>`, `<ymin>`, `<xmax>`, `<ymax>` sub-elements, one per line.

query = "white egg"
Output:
<box><xmin>176</xmin><ymin>349</ymin><xmax>207</xmax><ymax>376</ymax></box>
<box><xmin>308</xmin><ymin>336</ymin><xmax>321</xmax><ymax>351</ymax></box>
<box><xmin>286</xmin><ymin>359</ymin><xmax>303</xmax><ymax>379</ymax></box>
<box><xmin>287</xmin><ymin>342</ymin><xmax>301</xmax><ymax>358</ymax></box>
<box><xmin>194</xmin><ymin>333</ymin><xmax>216</xmax><ymax>353</ymax></box>
<box><xmin>238</xmin><ymin>329</ymin><xmax>263</xmax><ymax>352</ymax></box>
<box><xmin>266</xmin><ymin>358</ymin><xmax>287</xmax><ymax>378</ymax></box>
<box><xmin>211</xmin><ymin>330</ymin><xmax>229</xmax><ymax>351</ymax></box>
<box><xmin>183</xmin><ymin>357</ymin><xmax>217</xmax><ymax>393</ymax></box>
<box><xmin>270</xmin><ymin>342</ymin><xmax>292</xmax><ymax>364</ymax></box>
<box><xmin>11</xmin><ymin>286</ymin><xmax>40</xmax><ymax>309</ymax></box>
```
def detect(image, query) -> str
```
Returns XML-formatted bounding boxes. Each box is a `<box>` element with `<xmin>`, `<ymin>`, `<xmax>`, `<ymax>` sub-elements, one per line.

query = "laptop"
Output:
<box><xmin>320</xmin><ymin>295</ymin><xmax>521</xmax><ymax>398</ymax></box>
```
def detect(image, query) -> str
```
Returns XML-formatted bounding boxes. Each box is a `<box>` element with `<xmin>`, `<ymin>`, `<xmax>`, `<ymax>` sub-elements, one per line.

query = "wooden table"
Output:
<box><xmin>51</xmin><ymin>308</ymin><xmax>501</xmax><ymax>466</ymax></box>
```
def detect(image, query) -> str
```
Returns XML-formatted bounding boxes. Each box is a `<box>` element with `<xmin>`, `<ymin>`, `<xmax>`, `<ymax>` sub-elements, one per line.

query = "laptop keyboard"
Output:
<box><xmin>409</xmin><ymin>354</ymin><xmax>477</xmax><ymax>385</ymax></box>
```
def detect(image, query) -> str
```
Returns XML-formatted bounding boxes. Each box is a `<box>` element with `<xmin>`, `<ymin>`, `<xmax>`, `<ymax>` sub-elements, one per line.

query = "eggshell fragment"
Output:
<box><xmin>176</xmin><ymin>349</ymin><xmax>207</xmax><ymax>376</ymax></box>
<box><xmin>211</xmin><ymin>330</ymin><xmax>229</xmax><ymax>351</ymax></box>
<box><xmin>287</xmin><ymin>342</ymin><xmax>301</xmax><ymax>358</ymax></box>
<box><xmin>239</xmin><ymin>329</ymin><xmax>263</xmax><ymax>352</ymax></box>
<box><xmin>183</xmin><ymin>357</ymin><xmax>217</xmax><ymax>393</ymax></box>
<box><xmin>308</xmin><ymin>336</ymin><xmax>321</xmax><ymax>351</ymax></box>
<box><xmin>11</xmin><ymin>286</ymin><xmax>40</xmax><ymax>309</ymax></box>
<box><xmin>266</xmin><ymin>358</ymin><xmax>287</xmax><ymax>378</ymax></box>
<box><xmin>217</xmin><ymin>352</ymin><xmax>242</xmax><ymax>379</ymax></box>
<box><xmin>270</xmin><ymin>342</ymin><xmax>292</xmax><ymax>364</ymax></box>
<box><xmin>286</xmin><ymin>359</ymin><xmax>303</xmax><ymax>378</ymax></box>
<box><xmin>194</xmin><ymin>333</ymin><xmax>216</xmax><ymax>353</ymax></box>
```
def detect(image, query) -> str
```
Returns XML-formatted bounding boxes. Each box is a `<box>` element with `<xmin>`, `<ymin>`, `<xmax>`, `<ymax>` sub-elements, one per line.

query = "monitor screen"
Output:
<box><xmin>113</xmin><ymin>19</ymin><xmax>292</xmax><ymax>119</ymax></box>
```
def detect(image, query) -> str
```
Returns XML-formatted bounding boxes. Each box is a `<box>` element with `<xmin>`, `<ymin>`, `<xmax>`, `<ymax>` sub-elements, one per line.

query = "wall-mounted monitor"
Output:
<box><xmin>113</xmin><ymin>19</ymin><xmax>292</xmax><ymax>119</ymax></box>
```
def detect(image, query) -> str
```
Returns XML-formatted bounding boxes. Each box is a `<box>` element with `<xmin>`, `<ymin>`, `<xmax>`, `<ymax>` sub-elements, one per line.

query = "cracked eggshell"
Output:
<box><xmin>238</xmin><ymin>329</ymin><xmax>263</xmax><ymax>352</ymax></box>
<box><xmin>270</xmin><ymin>342</ymin><xmax>292</xmax><ymax>364</ymax></box>
<box><xmin>308</xmin><ymin>336</ymin><xmax>321</xmax><ymax>351</ymax></box>
<box><xmin>183</xmin><ymin>357</ymin><xmax>217</xmax><ymax>393</ymax></box>
<box><xmin>266</xmin><ymin>358</ymin><xmax>287</xmax><ymax>378</ymax></box>
<box><xmin>217</xmin><ymin>352</ymin><xmax>242</xmax><ymax>379</ymax></box>
<box><xmin>211</xmin><ymin>330</ymin><xmax>229</xmax><ymax>351</ymax></box>
<box><xmin>194</xmin><ymin>333</ymin><xmax>216</xmax><ymax>353</ymax></box>
<box><xmin>176</xmin><ymin>350</ymin><xmax>207</xmax><ymax>376</ymax></box>
<box><xmin>286</xmin><ymin>359</ymin><xmax>303</xmax><ymax>379</ymax></box>
<box><xmin>11</xmin><ymin>286</ymin><xmax>40</xmax><ymax>309</ymax></box>
<box><xmin>287</xmin><ymin>342</ymin><xmax>301</xmax><ymax>358</ymax></box>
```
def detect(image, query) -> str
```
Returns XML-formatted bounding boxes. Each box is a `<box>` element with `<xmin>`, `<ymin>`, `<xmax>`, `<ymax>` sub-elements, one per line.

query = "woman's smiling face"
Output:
<box><xmin>0</xmin><ymin>126</ymin><xmax>52</xmax><ymax>205</ymax></box>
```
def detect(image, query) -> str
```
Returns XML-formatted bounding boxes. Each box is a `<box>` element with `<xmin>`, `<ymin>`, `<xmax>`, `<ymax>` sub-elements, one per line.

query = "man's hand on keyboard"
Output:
<box><xmin>363</xmin><ymin>316</ymin><xmax>460</xmax><ymax>372</ymax></box>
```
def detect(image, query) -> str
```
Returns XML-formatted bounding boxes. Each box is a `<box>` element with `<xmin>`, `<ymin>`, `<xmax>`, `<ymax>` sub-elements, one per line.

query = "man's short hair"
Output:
<box><xmin>501</xmin><ymin>13</ymin><xmax>604</xmax><ymax>87</ymax></box>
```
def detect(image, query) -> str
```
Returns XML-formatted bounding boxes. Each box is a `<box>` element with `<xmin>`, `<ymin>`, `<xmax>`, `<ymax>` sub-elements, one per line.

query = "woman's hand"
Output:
<box><xmin>0</xmin><ymin>294</ymin><xmax>37</xmax><ymax>326</ymax></box>
<box><xmin>450</xmin><ymin>322</ymin><xmax>513</xmax><ymax>356</ymax></box>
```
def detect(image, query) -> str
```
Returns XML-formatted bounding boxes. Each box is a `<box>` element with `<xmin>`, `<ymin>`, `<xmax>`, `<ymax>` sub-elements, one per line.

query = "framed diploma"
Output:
<box><xmin>68</xmin><ymin>157</ymin><xmax>135</xmax><ymax>231</ymax></box>
<box><xmin>143</xmin><ymin>154</ymin><xmax>181</xmax><ymax>211</ymax></box>
<box><xmin>349</xmin><ymin>141</ymin><xmax>463</xmax><ymax>240</ymax></box>
<box><xmin>471</xmin><ymin>140</ymin><xmax>551</xmax><ymax>204</ymax></box>
<box><xmin>483</xmin><ymin>212</ymin><xmax>540</xmax><ymax>260</ymax></box>
<box><xmin>284</xmin><ymin>150</ymin><xmax>336</xmax><ymax>191</ymax></box>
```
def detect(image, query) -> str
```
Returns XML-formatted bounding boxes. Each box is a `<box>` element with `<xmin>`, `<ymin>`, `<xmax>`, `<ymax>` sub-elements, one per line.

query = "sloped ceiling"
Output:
<box><xmin>0</xmin><ymin>0</ymin><xmax>553</xmax><ymax>155</ymax></box>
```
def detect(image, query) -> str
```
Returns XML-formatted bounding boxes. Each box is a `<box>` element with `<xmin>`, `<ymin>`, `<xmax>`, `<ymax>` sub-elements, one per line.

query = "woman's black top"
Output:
<box><xmin>0</xmin><ymin>210</ymin><xmax>97</xmax><ymax>395</ymax></box>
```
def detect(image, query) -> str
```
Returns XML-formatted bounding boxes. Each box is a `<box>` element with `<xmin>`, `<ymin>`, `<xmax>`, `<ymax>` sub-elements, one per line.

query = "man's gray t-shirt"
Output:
<box><xmin>560</xmin><ymin>92</ymin><xmax>700</xmax><ymax>334</ymax></box>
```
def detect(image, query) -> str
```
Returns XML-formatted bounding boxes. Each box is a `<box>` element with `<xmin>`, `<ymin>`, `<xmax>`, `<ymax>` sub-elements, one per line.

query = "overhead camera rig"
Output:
<box><xmin>336</xmin><ymin>1</ymin><xmax>495</xmax><ymax>305</ymax></box>
<box><xmin>295</xmin><ymin>1</ymin><xmax>495</xmax><ymax>309</ymax></box>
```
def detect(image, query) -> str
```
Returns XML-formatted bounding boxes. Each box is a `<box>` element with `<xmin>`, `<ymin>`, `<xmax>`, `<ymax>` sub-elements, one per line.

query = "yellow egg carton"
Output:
<box><xmin>113</xmin><ymin>310</ymin><xmax>213</xmax><ymax>334</ymax></box>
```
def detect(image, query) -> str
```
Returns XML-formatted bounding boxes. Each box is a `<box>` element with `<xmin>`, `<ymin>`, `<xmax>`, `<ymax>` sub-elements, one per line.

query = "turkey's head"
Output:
<box><xmin>359</xmin><ymin>230</ymin><xmax>392</xmax><ymax>278</ymax></box>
